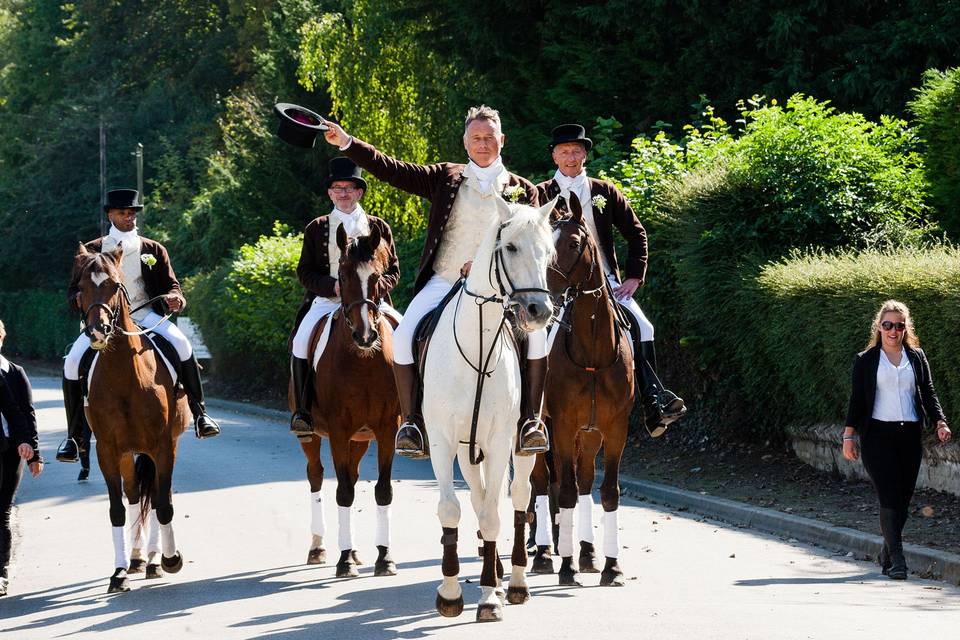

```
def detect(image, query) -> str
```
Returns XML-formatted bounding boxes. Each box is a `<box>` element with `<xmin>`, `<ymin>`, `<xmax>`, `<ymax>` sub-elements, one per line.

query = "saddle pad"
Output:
<box><xmin>311</xmin><ymin>309</ymin><xmax>337</xmax><ymax>371</ymax></box>
<box><xmin>84</xmin><ymin>333</ymin><xmax>178</xmax><ymax>405</ymax></box>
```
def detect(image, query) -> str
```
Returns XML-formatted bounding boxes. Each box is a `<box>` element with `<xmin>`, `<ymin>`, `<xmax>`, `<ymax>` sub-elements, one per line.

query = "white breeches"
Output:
<box><xmin>608</xmin><ymin>274</ymin><xmax>654</xmax><ymax>341</ymax></box>
<box><xmin>64</xmin><ymin>312</ymin><xmax>192</xmax><ymax>380</ymax></box>
<box><xmin>292</xmin><ymin>296</ymin><xmax>402</xmax><ymax>360</ymax></box>
<box><xmin>393</xmin><ymin>274</ymin><xmax>547</xmax><ymax>365</ymax></box>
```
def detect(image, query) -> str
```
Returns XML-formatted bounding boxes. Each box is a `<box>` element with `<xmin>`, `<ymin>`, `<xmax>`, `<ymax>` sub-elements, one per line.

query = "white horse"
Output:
<box><xmin>423</xmin><ymin>196</ymin><xmax>556</xmax><ymax>622</ymax></box>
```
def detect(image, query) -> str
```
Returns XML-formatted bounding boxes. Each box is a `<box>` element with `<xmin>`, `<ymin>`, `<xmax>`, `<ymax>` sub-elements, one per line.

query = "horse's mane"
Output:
<box><xmin>73</xmin><ymin>250</ymin><xmax>118</xmax><ymax>280</ymax></box>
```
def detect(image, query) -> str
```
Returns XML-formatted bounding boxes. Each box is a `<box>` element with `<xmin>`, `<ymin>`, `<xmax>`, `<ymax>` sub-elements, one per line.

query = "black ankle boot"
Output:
<box><xmin>290</xmin><ymin>356</ymin><xmax>314</xmax><ymax>435</ymax></box>
<box><xmin>56</xmin><ymin>378</ymin><xmax>88</xmax><ymax>462</ymax></box>
<box><xmin>516</xmin><ymin>357</ymin><xmax>549</xmax><ymax>456</ymax></box>
<box><xmin>180</xmin><ymin>355</ymin><xmax>220</xmax><ymax>439</ymax></box>
<box><xmin>880</xmin><ymin>507</ymin><xmax>907</xmax><ymax>580</ymax></box>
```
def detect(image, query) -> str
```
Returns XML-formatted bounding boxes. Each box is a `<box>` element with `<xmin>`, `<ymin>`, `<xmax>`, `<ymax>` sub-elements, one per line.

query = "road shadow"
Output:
<box><xmin>734</xmin><ymin>571</ymin><xmax>875</xmax><ymax>586</ymax></box>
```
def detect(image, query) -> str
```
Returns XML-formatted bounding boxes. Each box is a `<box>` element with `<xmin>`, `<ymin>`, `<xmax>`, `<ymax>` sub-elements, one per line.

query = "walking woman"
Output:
<box><xmin>842</xmin><ymin>300</ymin><xmax>952</xmax><ymax>580</ymax></box>
<box><xmin>0</xmin><ymin>319</ymin><xmax>44</xmax><ymax>596</ymax></box>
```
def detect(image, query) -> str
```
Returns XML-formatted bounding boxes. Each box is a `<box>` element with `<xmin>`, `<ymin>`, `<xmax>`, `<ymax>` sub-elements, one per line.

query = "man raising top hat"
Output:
<box><xmin>56</xmin><ymin>189</ymin><xmax>220</xmax><ymax>462</ymax></box>
<box><xmin>537</xmin><ymin>124</ymin><xmax>686</xmax><ymax>436</ymax></box>
<box><xmin>320</xmin><ymin>105</ymin><xmax>550</xmax><ymax>459</ymax></box>
<box><xmin>288</xmin><ymin>157</ymin><xmax>402</xmax><ymax>434</ymax></box>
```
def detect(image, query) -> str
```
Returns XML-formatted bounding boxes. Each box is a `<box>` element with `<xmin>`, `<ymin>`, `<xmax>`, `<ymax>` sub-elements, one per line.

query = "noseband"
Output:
<box><xmin>549</xmin><ymin>218</ymin><xmax>603</xmax><ymax>303</ymax></box>
<box><xmin>341</xmin><ymin>297</ymin><xmax>382</xmax><ymax>336</ymax></box>
<box><xmin>80</xmin><ymin>281</ymin><xmax>173</xmax><ymax>340</ymax></box>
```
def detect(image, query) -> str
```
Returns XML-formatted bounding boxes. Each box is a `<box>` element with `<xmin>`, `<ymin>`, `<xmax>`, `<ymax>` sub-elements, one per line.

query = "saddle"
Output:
<box><xmin>412</xmin><ymin>280</ymin><xmax>464</xmax><ymax>387</ymax></box>
<box><xmin>78</xmin><ymin>332</ymin><xmax>182</xmax><ymax>398</ymax></box>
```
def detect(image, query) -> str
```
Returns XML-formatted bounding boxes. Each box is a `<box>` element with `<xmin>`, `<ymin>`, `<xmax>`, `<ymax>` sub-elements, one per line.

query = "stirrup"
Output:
<box><xmin>395</xmin><ymin>421</ymin><xmax>429</xmax><ymax>460</ymax></box>
<box><xmin>516</xmin><ymin>417</ymin><xmax>549</xmax><ymax>456</ymax></box>
<box><xmin>290</xmin><ymin>411</ymin><xmax>314</xmax><ymax>435</ymax></box>
<box><xmin>195</xmin><ymin>414</ymin><xmax>221</xmax><ymax>439</ymax></box>
<box><xmin>56</xmin><ymin>438</ymin><xmax>83</xmax><ymax>463</ymax></box>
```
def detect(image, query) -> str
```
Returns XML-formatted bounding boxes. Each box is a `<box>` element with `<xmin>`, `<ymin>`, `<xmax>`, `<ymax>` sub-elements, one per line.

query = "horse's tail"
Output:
<box><xmin>135</xmin><ymin>453</ymin><xmax>156</xmax><ymax>526</ymax></box>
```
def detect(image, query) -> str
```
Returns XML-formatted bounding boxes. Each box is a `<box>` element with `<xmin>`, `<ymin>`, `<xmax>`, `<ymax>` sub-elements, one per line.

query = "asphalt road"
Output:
<box><xmin>2</xmin><ymin>377</ymin><xmax>958</xmax><ymax>639</ymax></box>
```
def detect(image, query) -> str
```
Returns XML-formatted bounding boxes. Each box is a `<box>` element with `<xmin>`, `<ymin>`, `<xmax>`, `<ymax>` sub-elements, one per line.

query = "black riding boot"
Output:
<box><xmin>180</xmin><ymin>355</ymin><xmax>220</xmax><ymax>439</ymax></box>
<box><xmin>393</xmin><ymin>363</ymin><xmax>429</xmax><ymax>459</ymax></box>
<box><xmin>637</xmin><ymin>341</ymin><xmax>686</xmax><ymax>437</ymax></box>
<box><xmin>290</xmin><ymin>356</ymin><xmax>314</xmax><ymax>435</ymax></box>
<box><xmin>56</xmin><ymin>377</ymin><xmax>88</xmax><ymax>463</ymax></box>
<box><xmin>516</xmin><ymin>357</ymin><xmax>549</xmax><ymax>456</ymax></box>
<box><xmin>880</xmin><ymin>507</ymin><xmax>907</xmax><ymax>580</ymax></box>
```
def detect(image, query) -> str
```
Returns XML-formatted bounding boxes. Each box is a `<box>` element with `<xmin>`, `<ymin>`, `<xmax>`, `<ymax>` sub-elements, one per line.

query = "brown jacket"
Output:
<box><xmin>344</xmin><ymin>138</ymin><xmax>539</xmax><ymax>294</ymax></box>
<box><xmin>68</xmin><ymin>236</ymin><xmax>183</xmax><ymax>315</ymax></box>
<box><xmin>296</xmin><ymin>214</ymin><xmax>400</xmax><ymax>302</ymax></box>
<box><xmin>537</xmin><ymin>177</ymin><xmax>647</xmax><ymax>283</ymax></box>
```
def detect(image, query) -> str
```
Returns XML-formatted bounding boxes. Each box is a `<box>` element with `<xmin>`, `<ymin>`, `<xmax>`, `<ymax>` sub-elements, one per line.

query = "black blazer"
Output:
<box><xmin>845</xmin><ymin>345</ymin><xmax>947</xmax><ymax>435</ymax></box>
<box><xmin>0</xmin><ymin>357</ymin><xmax>41</xmax><ymax>461</ymax></box>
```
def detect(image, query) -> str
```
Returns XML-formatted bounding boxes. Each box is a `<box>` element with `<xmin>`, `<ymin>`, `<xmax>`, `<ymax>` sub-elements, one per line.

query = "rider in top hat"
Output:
<box><xmin>56</xmin><ymin>189</ymin><xmax>220</xmax><ymax>463</ymax></box>
<box><xmin>320</xmin><ymin>105</ymin><xmax>550</xmax><ymax>459</ymax></box>
<box><xmin>288</xmin><ymin>157</ymin><xmax>402</xmax><ymax>433</ymax></box>
<box><xmin>537</xmin><ymin>124</ymin><xmax>686</xmax><ymax>435</ymax></box>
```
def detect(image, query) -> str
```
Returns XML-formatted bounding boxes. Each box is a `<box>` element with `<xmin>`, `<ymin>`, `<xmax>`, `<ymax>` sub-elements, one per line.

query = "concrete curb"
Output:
<box><xmin>618</xmin><ymin>475</ymin><xmax>960</xmax><ymax>585</ymax></box>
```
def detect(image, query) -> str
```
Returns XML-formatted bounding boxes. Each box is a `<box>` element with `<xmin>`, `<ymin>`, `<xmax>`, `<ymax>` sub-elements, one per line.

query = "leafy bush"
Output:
<box><xmin>910</xmin><ymin>67</ymin><xmax>960</xmax><ymax>239</ymax></box>
<box><xmin>0</xmin><ymin>290</ymin><xmax>77</xmax><ymax>360</ymax></box>
<box><xmin>747</xmin><ymin>246</ymin><xmax>960</xmax><ymax>432</ymax></box>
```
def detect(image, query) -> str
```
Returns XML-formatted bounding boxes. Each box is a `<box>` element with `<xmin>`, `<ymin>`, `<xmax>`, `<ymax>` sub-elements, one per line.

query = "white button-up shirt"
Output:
<box><xmin>872</xmin><ymin>348</ymin><xmax>919</xmax><ymax>422</ymax></box>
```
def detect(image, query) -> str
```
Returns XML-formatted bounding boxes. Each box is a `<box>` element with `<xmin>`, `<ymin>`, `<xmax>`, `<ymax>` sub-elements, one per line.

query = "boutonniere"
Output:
<box><xmin>591</xmin><ymin>195</ymin><xmax>607</xmax><ymax>210</ymax></box>
<box><xmin>141</xmin><ymin>253</ymin><xmax>157</xmax><ymax>268</ymax></box>
<box><xmin>503</xmin><ymin>184</ymin><xmax>525</xmax><ymax>203</ymax></box>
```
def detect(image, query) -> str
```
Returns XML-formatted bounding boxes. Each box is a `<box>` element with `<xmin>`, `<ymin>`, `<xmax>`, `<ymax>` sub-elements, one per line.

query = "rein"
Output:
<box><xmin>82</xmin><ymin>283</ymin><xmax>174</xmax><ymax>340</ymax></box>
<box><xmin>455</xmin><ymin>221</ymin><xmax>544</xmax><ymax>465</ymax></box>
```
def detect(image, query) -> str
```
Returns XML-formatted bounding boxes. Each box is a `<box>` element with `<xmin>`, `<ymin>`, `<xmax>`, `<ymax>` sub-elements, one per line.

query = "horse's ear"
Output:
<box><xmin>364</xmin><ymin>223</ymin><xmax>382</xmax><ymax>253</ymax></box>
<box><xmin>108</xmin><ymin>246</ymin><xmax>124</xmax><ymax>264</ymax></box>
<box><xmin>541</xmin><ymin>195</ymin><xmax>563</xmax><ymax>224</ymax></box>
<box><xmin>336</xmin><ymin>223</ymin><xmax>348</xmax><ymax>252</ymax></box>
<box><xmin>495</xmin><ymin>195</ymin><xmax>513</xmax><ymax>223</ymax></box>
<box><xmin>76</xmin><ymin>242</ymin><xmax>90</xmax><ymax>258</ymax></box>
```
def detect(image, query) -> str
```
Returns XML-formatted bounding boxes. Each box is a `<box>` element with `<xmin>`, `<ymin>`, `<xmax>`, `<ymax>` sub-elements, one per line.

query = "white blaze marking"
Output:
<box><xmin>356</xmin><ymin>263</ymin><xmax>376</xmax><ymax>337</ymax></box>
<box><xmin>90</xmin><ymin>272</ymin><xmax>109</xmax><ymax>286</ymax></box>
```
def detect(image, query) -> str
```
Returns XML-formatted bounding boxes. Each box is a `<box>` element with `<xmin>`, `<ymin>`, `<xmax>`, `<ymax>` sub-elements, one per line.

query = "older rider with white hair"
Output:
<box><xmin>321</xmin><ymin>105</ymin><xmax>550</xmax><ymax>459</ymax></box>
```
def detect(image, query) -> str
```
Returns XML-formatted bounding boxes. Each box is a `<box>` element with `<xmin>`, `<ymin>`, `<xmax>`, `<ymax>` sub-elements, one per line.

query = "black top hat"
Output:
<box><xmin>103</xmin><ymin>189</ymin><xmax>144</xmax><ymax>212</ymax></box>
<box><xmin>274</xmin><ymin>102</ymin><xmax>329</xmax><ymax>149</ymax></box>
<box><xmin>549</xmin><ymin>123</ymin><xmax>593</xmax><ymax>152</ymax></box>
<box><xmin>326</xmin><ymin>157</ymin><xmax>367</xmax><ymax>191</ymax></box>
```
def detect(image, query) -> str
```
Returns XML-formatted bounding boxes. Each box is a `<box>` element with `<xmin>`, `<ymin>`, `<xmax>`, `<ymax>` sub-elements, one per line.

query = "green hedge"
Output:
<box><xmin>910</xmin><ymin>67</ymin><xmax>960</xmax><ymax>239</ymax></box>
<box><xmin>0</xmin><ymin>290</ymin><xmax>77</xmax><ymax>360</ymax></box>
<box><xmin>746</xmin><ymin>246</ymin><xmax>960</xmax><ymax>431</ymax></box>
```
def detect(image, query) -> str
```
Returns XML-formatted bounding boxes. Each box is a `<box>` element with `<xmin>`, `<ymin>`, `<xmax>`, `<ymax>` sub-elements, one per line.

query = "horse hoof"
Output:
<box><xmin>476</xmin><ymin>602</ymin><xmax>503</xmax><ymax>622</ymax></box>
<box><xmin>600</xmin><ymin>568</ymin><xmax>625</xmax><ymax>587</ymax></box>
<box><xmin>506</xmin><ymin>586</ymin><xmax>530</xmax><ymax>605</ymax></box>
<box><xmin>579</xmin><ymin>546</ymin><xmax>600</xmax><ymax>573</ymax></box>
<box><xmin>128</xmin><ymin>558</ymin><xmax>146</xmax><ymax>574</ymax></box>
<box><xmin>351</xmin><ymin>550</ymin><xmax>363</xmax><ymax>566</ymax></box>
<box><xmin>558</xmin><ymin>568</ymin><xmax>581</xmax><ymax>586</ymax></box>
<box><xmin>108</xmin><ymin>570</ymin><xmax>130</xmax><ymax>593</ymax></box>
<box><xmin>336</xmin><ymin>561</ymin><xmax>359</xmax><ymax>578</ymax></box>
<box><xmin>374</xmin><ymin>559</ymin><xmax>397</xmax><ymax>576</ymax></box>
<box><xmin>145</xmin><ymin>564</ymin><xmax>163</xmax><ymax>579</ymax></box>
<box><xmin>307</xmin><ymin>548</ymin><xmax>327</xmax><ymax>565</ymax></box>
<box><xmin>161</xmin><ymin>552</ymin><xmax>184</xmax><ymax>574</ymax></box>
<box><xmin>436</xmin><ymin>593</ymin><xmax>464</xmax><ymax>617</ymax></box>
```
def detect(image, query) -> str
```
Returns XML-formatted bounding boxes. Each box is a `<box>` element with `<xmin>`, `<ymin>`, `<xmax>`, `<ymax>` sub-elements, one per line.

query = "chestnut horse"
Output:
<box><xmin>72</xmin><ymin>244</ymin><xmax>187</xmax><ymax>593</ymax></box>
<box><xmin>292</xmin><ymin>225</ymin><xmax>402</xmax><ymax>577</ymax></box>
<box><xmin>534</xmin><ymin>194</ymin><xmax>634</xmax><ymax>587</ymax></box>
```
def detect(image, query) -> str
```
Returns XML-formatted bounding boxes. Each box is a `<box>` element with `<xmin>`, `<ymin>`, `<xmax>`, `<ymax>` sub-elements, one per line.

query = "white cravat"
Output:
<box><xmin>332</xmin><ymin>204</ymin><xmax>369</xmax><ymax>238</ymax></box>
<box><xmin>554</xmin><ymin>169</ymin><xmax>592</xmax><ymax>210</ymax></box>
<box><xmin>102</xmin><ymin>224</ymin><xmax>141</xmax><ymax>255</ymax></box>
<box><xmin>464</xmin><ymin>157</ymin><xmax>506</xmax><ymax>195</ymax></box>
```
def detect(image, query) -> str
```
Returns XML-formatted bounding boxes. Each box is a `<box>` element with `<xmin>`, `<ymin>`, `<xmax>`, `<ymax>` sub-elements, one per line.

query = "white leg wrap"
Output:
<box><xmin>577</xmin><ymin>494</ymin><xmax>595</xmax><ymax>544</ymax></box>
<box><xmin>160</xmin><ymin>522</ymin><xmax>177</xmax><ymax>558</ymax></box>
<box><xmin>338</xmin><ymin>505</ymin><xmax>353</xmax><ymax>551</ymax></box>
<box><xmin>375</xmin><ymin>504</ymin><xmax>391</xmax><ymax>548</ymax></box>
<box><xmin>147</xmin><ymin>510</ymin><xmax>161</xmax><ymax>555</ymax></box>
<box><xmin>126</xmin><ymin>504</ymin><xmax>143</xmax><ymax>551</ymax></box>
<box><xmin>602</xmin><ymin>509</ymin><xmax>620</xmax><ymax>559</ymax></box>
<box><xmin>557</xmin><ymin>507</ymin><xmax>575</xmax><ymax>558</ymax></box>
<box><xmin>112</xmin><ymin>526</ymin><xmax>129</xmax><ymax>570</ymax></box>
<box><xmin>310</xmin><ymin>491</ymin><xmax>326</xmax><ymax>537</ymax></box>
<box><xmin>535</xmin><ymin>496</ymin><xmax>552</xmax><ymax>546</ymax></box>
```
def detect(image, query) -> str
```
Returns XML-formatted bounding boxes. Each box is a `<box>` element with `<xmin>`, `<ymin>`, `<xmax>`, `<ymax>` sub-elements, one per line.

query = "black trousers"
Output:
<box><xmin>0</xmin><ymin>446</ymin><xmax>24</xmax><ymax>571</ymax></box>
<box><xmin>860</xmin><ymin>419</ymin><xmax>923</xmax><ymax>512</ymax></box>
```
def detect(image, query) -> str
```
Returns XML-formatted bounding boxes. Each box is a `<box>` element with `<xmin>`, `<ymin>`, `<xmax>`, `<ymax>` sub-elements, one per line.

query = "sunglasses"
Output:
<box><xmin>881</xmin><ymin>321</ymin><xmax>906</xmax><ymax>332</ymax></box>
<box><xmin>329</xmin><ymin>186</ymin><xmax>358</xmax><ymax>193</ymax></box>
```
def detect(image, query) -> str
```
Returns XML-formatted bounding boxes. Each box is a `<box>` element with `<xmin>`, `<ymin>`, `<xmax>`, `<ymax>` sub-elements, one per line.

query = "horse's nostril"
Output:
<box><xmin>527</xmin><ymin>303</ymin><xmax>540</xmax><ymax>317</ymax></box>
